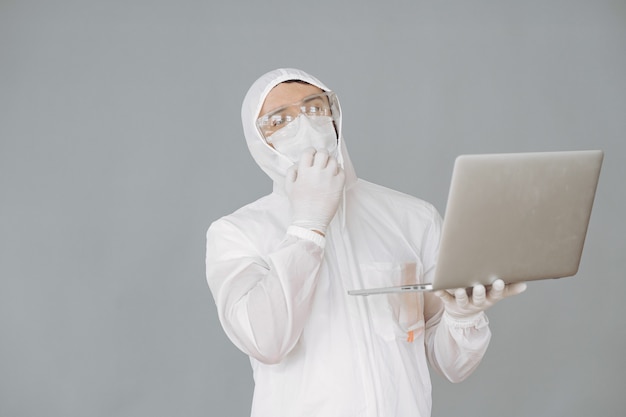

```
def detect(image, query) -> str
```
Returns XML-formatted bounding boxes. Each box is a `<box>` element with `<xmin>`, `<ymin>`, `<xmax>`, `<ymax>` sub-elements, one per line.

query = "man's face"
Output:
<box><xmin>257</xmin><ymin>82</ymin><xmax>333</xmax><ymax>146</ymax></box>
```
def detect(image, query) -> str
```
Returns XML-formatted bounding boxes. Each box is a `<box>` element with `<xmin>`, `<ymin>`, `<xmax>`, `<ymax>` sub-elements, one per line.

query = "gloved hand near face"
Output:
<box><xmin>434</xmin><ymin>279</ymin><xmax>527</xmax><ymax>320</ymax></box>
<box><xmin>256</xmin><ymin>91</ymin><xmax>344</xmax><ymax>236</ymax></box>
<box><xmin>285</xmin><ymin>147</ymin><xmax>345</xmax><ymax>236</ymax></box>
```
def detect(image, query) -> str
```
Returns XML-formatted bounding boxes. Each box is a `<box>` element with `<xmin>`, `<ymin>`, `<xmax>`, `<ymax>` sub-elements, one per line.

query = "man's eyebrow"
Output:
<box><xmin>303</xmin><ymin>94</ymin><xmax>330</xmax><ymax>105</ymax></box>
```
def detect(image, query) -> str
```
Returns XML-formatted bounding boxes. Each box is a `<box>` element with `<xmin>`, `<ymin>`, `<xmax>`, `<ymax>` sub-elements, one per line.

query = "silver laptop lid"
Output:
<box><xmin>348</xmin><ymin>150</ymin><xmax>603</xmax><ymax>296</ymax></box>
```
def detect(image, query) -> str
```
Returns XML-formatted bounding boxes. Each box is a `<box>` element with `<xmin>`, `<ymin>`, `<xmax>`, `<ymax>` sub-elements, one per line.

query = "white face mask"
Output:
<box><xmin>267</xmin><ymin>115</ymin><xmax>338</xmax><ymax>163</ymax></box>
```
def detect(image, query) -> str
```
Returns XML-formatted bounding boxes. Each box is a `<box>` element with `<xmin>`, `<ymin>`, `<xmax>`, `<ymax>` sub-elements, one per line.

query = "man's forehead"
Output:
<box><xmin>259</xmin><ymin>81</ymin><xmax>325</xmax><ymax>116</ymax></box>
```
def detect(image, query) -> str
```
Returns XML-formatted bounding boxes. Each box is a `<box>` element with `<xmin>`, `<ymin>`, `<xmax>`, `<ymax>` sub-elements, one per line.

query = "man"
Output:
<box><xmin>206</xmin><ymin>68</ymin><xmax>526</xmax><ymax>417</ymax></box>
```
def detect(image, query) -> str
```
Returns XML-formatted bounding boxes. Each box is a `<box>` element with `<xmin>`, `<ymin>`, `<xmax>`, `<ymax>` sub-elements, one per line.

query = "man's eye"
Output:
<box><xmin>304</xmin><ymin>101</ymin><xmax>331</xmax><ymax>116</ymax></box>
<box><xmin>270</xmin><ymin>117</ymin><xmax>285</xmax><ymax>127</ymax></box>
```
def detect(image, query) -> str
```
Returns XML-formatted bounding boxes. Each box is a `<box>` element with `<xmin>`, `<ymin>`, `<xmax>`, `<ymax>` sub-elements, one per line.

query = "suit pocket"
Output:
<box><xmin>359</xmin><ymin>261</ymin><xmax>425</xmax><ymax>341</ymax></box>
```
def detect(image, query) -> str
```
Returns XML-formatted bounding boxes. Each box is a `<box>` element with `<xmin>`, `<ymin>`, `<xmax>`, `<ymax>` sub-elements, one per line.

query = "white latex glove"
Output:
<box><xmin>434</xmin><ymin>279</ymin><xmax>527</xmax><ymax>320</ymax></box>
<box><xmin>285</xmin><ymin>148</ymin><xmax>346</xmax><ymax>236</ymax></box>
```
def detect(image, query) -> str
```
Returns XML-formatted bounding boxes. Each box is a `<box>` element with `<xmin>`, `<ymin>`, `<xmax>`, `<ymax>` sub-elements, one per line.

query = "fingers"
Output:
<box><xmin>434</xmin><ymin>288</ymin><xmax>472</xmax><ymax>307</ymax></box>
<box><xmin>326</xmin><ymin>155</ymin><xmax>339</xmax><ymax>174</ymax></box>
<box><xmin>504</xmin><ymin>282</ymin><xmax>527</xmax><ymax>298</ymax></box>
<box><xmin>437</xmin><ymin>280</ymin><xmax>528</xmax><ymax>320</ymax></box>
<box><xmin>299</xmin><ymin>147</ymin><xmax>317</xmax><ymax>167</ymax></box>
<box><xmin>298</xmin><ymin>148</ymin><xmax>343</xmax><ymax>174</ymax></box>
<box><xmin>492</xmin><ymin>279</ymin><xmax>505</xmax><ymax>292</ymax></box>
<box><xmin>434</xmin><ymin>290</ymin><xmax>454</xmax><ymax>304</ymax></box>
<box><xmin>437</xmin><ymin>286</ymin><xmax>486</xmax><ymax>306</ymax></box>
<box><xmin>486</xmin><ymin>279</ymin><xmax>527</xmax><ymax>303</ymax></box>
<box><xmin>285</xmin><ymin>164</ymin><xmax>298</xmax><ymax>183</ymax></box>
<box><xmin>454</xmin><ymin>288</ymin><xmax>469</xmax><ymax>308</ymax></box>
<box><xmin>487</xmin><ymin>279</ymin><xmax>505</xmax><ymax>302</ymax></box>
<box><xmin>472</xmin><ymin>285</ymin><xmax>486</xmax><ymax>307</ymax></box>
<box><xmin>313</xmin><ymin>149</ymin><xmax>330</xmax><ymax>167</ymax></box>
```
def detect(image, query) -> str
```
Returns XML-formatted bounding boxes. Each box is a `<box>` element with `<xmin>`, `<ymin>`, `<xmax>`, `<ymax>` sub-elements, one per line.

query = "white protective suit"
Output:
<box><xmin>206</xmin><ymin>68</ymin><xmax>491</xmax><ymax>417</ymax></box>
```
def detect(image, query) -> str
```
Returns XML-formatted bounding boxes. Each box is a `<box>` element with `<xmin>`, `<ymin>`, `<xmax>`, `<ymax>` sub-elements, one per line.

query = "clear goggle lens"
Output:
<box><xmin>256</xmin><ymin>91</ymin><xmax>340</xmax><ymax>140</ymax></box>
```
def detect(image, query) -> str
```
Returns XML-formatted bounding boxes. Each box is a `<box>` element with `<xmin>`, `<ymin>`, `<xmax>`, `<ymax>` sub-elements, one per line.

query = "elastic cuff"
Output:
<box><xmin>286</xmin><ymin>225</ymin><xmax>326</xmax><ymax>248</ymax></box>
<box><xmin>442</xmin><ymin>310</ymin><xmax>489</xmax><ymax>329</ymax></box>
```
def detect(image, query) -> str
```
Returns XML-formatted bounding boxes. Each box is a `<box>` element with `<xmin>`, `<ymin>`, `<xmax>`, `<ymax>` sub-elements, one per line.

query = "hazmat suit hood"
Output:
<box><xmin>241</xmin><ymin>68</ymin><xmax>357</xmax><ymax>194</ymax></box>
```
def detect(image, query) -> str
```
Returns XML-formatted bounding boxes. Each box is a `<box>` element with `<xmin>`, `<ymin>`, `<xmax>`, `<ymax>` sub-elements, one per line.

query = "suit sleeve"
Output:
<box><xmin>421</xmin><ymin>207</ymin><xmax>491</xmax><ymax>383</ymax></box>
<box><xmin>206</xmin><ymin>219</ymin><xmax>325</xmax><ymax>365</ymax></box>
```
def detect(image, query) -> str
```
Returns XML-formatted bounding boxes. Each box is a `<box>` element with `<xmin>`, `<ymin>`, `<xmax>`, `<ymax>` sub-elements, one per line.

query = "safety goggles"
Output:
<box><xmin>256</xmin><ymin>91</ymin><xmax>340</xmax><ymax>140</ymax></box>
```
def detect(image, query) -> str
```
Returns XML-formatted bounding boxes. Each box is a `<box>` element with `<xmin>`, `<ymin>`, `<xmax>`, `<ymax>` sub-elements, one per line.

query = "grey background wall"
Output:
<box><xmin>1</xmin><ymin>0</ymin><xmax>624</xmax><ymax>416</ymax></box>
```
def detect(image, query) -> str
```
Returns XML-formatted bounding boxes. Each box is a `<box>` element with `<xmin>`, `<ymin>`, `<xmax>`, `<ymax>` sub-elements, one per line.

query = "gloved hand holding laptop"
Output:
<box><xmin>434</xmin><ymin>279</ymin><xmax>527</xmax><ymax>320</ymax></box>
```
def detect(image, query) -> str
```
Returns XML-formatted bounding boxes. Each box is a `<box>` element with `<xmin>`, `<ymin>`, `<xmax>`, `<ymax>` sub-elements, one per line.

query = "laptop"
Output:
<box><xmin>348</xmin><ymin>150</ymin><xmax>604</xmax><ymax>295</ymax></box>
